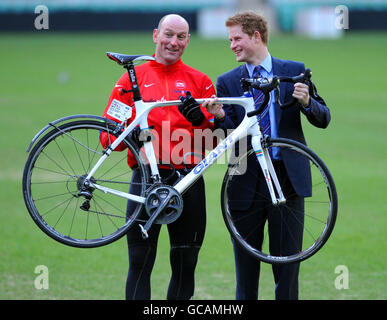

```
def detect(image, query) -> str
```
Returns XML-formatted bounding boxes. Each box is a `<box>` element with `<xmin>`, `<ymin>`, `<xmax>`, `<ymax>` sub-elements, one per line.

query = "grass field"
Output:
<box><xmin>0</xmin><ymin>31</ymin><xmax>386</xmax><ymax>300</ymax></box>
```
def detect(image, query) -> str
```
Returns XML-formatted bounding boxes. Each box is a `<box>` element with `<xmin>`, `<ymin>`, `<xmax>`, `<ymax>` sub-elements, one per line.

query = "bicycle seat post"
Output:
<box><xmin>124</xmin><ymin>62</ymin><xmax>142</xmax><ymax>102</ymax></box>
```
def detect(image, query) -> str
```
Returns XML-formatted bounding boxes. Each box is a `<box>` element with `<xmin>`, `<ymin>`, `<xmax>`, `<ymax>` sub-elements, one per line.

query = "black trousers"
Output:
<box><xmin>231</xmin><ymin>161</ymin><xmax>304</xmax><ymax>300</ymax></box>
<box><xmin>125</xmin><ymin>168</ymin><xmax>206</xmax><ymax>300</ymax></box>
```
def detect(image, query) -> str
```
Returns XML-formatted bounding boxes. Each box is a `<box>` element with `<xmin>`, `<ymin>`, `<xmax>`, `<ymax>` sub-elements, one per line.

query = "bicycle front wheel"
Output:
<box><xmin>221</xmin><ymin>137</ymin><xmax>337</xmax><ymax>264</ymax></box>
<box><xmin>23</xmin><ymin>120</ymin><xmax>149</xmax><ymax>248</ymax></box>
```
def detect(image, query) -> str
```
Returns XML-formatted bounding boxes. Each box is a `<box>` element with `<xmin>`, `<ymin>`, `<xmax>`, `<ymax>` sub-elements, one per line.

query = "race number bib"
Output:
<box><xmin>107</xmin><ymin>99</ymin><xmax>132</xmax><ymax>122</ymax></box>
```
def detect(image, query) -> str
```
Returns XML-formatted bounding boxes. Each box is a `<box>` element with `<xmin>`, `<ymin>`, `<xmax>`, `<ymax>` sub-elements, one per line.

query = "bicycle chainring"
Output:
<box><xmin>144</xmin><ymin>184</ymin><xmax>183</xmax><ymax>224</ymax></box>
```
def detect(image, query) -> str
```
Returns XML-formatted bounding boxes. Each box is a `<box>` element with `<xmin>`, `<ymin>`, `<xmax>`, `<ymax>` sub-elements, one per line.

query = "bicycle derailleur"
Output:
<box><xmin>75</xmin><ymin>175</ymin><xmax>96</xmax><ymax>211</ymax></box>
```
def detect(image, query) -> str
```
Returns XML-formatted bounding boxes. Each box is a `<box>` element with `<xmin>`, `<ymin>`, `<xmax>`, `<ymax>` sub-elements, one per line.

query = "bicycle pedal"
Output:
<box><xmin>139</xmin><ymin>224</ymin><xmax>149</xmax><ymax>239</ymax></box>
<box><xmin>80</xmin><ymin>200</ymin><xmax>90</xmax><ymax>211</ymax></box>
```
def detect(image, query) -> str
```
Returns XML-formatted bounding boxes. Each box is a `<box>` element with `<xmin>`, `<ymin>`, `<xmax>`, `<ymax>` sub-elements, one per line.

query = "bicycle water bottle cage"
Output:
<box><xmin>106</xmin><ymin>52</ymin><xmax>155</xmax><ymax>66</ymax></box>
<box><xmin>129</xmin><ymin>126</ymin><xmax>155</xmax><ymax>149</ymax></box>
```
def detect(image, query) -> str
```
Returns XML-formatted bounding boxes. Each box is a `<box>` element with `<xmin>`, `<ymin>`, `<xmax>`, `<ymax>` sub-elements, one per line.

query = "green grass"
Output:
<box><xmin>0</xmin><ymin>31</ymin><xmax>386</xmax><ymax>300</ymax></box>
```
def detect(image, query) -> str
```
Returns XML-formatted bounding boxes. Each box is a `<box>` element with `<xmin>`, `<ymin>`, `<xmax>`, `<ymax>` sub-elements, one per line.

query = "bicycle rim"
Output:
<box><xmin>22</xmin><ymin>120</ymin><xmax>149</xmax><ymax>248</ymax></box>
<box><xmin>221</xmin><ymin>138</ymin><xmax>337</xmax><ymax>264</ymax></box>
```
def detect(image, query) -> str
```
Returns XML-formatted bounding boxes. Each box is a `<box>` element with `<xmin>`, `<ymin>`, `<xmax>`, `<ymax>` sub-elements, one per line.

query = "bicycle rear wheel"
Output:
<box><xmin>23</xmin><ymin>120</ymin><xmax>149</xmax><ymax>248</ymax></box>
<box><xmin>221</xmin><ymin>137</ymin><xmax>337</xmax><ymax>264</ymax></box>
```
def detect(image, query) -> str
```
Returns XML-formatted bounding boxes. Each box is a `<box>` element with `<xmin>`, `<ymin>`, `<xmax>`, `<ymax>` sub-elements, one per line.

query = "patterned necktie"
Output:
<box><xmin>252</xmin><ymin>66</ymin><xmax>271</xmax><ymax>137</ymax></box>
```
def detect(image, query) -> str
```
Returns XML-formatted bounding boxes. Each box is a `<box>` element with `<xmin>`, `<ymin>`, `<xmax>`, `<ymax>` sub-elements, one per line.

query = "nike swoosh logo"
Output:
<box><xmin>206</xmin><ymin>84</ymin><xmax>213</xmax><ymax>90</ymax></box>
<box><xmin>144</xmin><ymin>83</ymin><xmax>155</xmax><ymax>88</ymax></box>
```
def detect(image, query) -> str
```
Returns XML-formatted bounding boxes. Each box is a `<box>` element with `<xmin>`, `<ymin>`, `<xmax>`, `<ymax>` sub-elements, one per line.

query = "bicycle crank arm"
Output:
<box><xmin>139</xmin><ymin>195</ymin><xmax>171</xmax><ymax>239</ymax></box>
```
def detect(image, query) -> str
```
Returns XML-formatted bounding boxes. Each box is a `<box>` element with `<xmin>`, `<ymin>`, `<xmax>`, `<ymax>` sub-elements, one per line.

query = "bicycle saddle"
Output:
<box><xmin>106</xmin><ymin>52</ymin><xmax>155</xmax><ymax>65</ymax></box>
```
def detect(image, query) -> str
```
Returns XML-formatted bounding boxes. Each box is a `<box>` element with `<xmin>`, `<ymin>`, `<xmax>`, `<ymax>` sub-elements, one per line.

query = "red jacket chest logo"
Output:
<box><xmin>175</xmin><ymin>80</ymin><xmax>186</xmax><ymax>90</ymax></box>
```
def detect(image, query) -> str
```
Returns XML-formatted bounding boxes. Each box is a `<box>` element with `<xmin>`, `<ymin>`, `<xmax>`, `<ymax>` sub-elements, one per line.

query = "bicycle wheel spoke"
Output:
<box><xmin>93</xmin><ymin>193</ymin><xmax>127</xmax><ymax>218</ymax></box>
<box><xmin>85</xmin><ymin>207</ymin><xmax>90</xmax><ymax>239</ymax></box>
<box><xmin>85</xmin><ymin>208</ymin><xmax>126</xmax><ymax>220</ymax></box>
<box><xmin>53</xmin><ymin>196</ymin><xmax>74</xmax><ymax>229</ymax></box>
<box><xmin>94</xmin><ymin>199</ymin><xmax>105</xmax><ymax>238</ymax></box>
<box><xmin>86</xmin><ymin>129</ymin><xmax>104</xmax><ymax>172</ymax></box>
<box><xmin>34</xmin><ymin>192</ymin><xmax>73</xmax><ymax>202</ymax></box>
<box><xmin>70</xmin><ymin>131</ymin><xmax>87</xmax><ymax>173</ymax></box>
<box><xmin>92</xmin><ymin>198</ymin><xmax>120</xmax><ymax>230</ymax></box>
<box><xmin>40</xmin><ymin>196</ymin><xmax>74</xmax><ymax>218</ymax></box>
<box><xmin>242</xmin><ymin>223</ymin><xmax>262</xmax><ymax>243</ymax></box>
<box><xmin>86</xmin><ymin>129</ymin><xmax>91</xmax><ymax>172</ymax></box>
<box><xmin>31</xmin><ymin>180</ymin><xmax>69</xmax><ymax>185</ymax></box>
<box><xmin>98</xmin><ymin>154</ymin><xmax>128</xmax><ymax>180</ymax></box>
<box><xmin>68</xmin><ymin>197</ymin><xmax>80</xmax><ymax>237</ymax></box>
<box><xmin>33</xmin><ymin>166</ymin><xmax>70</xmax><ymax>177</ymax></box>
<box><xmin>40</xmin><ymin>150</ymin><xmax>72</xmax><ymax>177</ymax></box>
<box><xmin>54</xmin><ymin>139</ymin><xmax>76</xmax><ymax>176</ymax></box>
<box><xmin>304</xmin><ymin>209</ymin><xmax>329</xmax><ymax>224</ymax></box>
<box><xmin>277</xmin><ymin>206</ymin><xmax>303</xmax><ymax>253</ymax></box>
<box><xmin>55</xmin><ymin>126</ymin><xmax>103</xmax><ymax>155</ymax></box>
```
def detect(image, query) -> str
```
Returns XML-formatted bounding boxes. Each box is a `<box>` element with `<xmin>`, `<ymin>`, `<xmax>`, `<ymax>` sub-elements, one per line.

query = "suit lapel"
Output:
<box><xmin>239</xmin><ymin>64</ymin><xmax>249</xmax><ymax>79</ymax></box>
<box><xmin>236</xmin><ymin>64</ymin><xmax>249</xmax><ymax>96</ymax></box>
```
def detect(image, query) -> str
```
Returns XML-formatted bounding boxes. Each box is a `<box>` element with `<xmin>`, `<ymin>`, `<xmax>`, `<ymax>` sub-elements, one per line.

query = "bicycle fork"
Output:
<box><xmin>251</xmin><ymin>134</ymin><xmax>286</xmax><ymax>206</ymax></box>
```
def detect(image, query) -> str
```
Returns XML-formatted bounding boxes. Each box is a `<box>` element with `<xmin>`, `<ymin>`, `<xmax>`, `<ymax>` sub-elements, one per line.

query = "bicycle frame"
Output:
<box><xmin>85</xmin><ymin>92</ymin><xmax>286</xmax><ymax>206</ymax></box>
<box><xmin>23</xmin><ymin>50</ymin><xmax>336</xmax><ymax>258</ymax></box>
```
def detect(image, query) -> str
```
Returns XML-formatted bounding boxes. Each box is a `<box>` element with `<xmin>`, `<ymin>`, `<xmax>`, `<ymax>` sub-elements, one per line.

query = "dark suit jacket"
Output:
<box><xmin>215</xmin><ymin>56</ymin><xmax>331</xmax><ymax>210</ymax></box>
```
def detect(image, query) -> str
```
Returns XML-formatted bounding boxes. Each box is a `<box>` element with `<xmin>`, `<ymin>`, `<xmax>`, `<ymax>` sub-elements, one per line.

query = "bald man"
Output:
<box><xmin>102</xmin><ymin>14</ymin><xmax>218</xmax><ymax>300</ymax></box>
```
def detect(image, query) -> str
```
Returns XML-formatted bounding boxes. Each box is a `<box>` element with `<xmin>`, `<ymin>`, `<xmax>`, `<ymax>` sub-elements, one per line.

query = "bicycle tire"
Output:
<box><xmin>221</xmin><ymin>137</ymin><xmax>337</xmax><ymax>264</ymax></box>
<box><xmin>22</xmin><ymin>120</ymin><xmax>149</xmax><ymax>248</ymax></box>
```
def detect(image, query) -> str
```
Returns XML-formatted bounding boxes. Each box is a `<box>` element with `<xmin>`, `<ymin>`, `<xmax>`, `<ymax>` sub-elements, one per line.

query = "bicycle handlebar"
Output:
<box><xmin>242</xmin><ymin>68</ymin><xmax>314</xmax><ymax>118</ymax></box>
<box><xmin>276</xmin><ymin>68</ymin><xmax>313</xmax><ymax>110</ymax></box>
<box><xmin>241</xmin><ymin>76</ymin><xmax>280</xmax><ymax>117</ymax></box>
<box><xmin>279</xmin><ymin>68</ymin><xmax>312</xmax><ymax>84</ymax></box>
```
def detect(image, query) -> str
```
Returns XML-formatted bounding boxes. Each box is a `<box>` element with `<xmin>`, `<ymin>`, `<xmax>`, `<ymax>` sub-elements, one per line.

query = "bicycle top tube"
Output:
<box><xmin>131</xmin><ymin>96</ymin><xmax>254</xmax><ymax>125</ymax></box>
<box><xmin>147</xmin><ymin>97</ymin><xmax>252</xmax><ymax>109</ymax></box>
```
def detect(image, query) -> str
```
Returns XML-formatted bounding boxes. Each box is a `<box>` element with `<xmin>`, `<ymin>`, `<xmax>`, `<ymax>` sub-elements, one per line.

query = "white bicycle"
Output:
<box><xmin>22</xmin><ymin>53</ymin><xmax>337</xmax><ymax>264</ymax></box>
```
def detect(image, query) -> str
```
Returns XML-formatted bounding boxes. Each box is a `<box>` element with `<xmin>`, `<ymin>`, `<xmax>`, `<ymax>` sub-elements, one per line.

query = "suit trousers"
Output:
<box><xmin>231</xmin><ymin>161</ymin><xmax>304</xmax><ymax>300</ymax></box>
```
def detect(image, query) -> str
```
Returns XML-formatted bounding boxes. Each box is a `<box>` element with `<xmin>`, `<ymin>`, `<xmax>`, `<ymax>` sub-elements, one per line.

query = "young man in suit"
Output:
<box><xmin>203</xmin><ymin>11</ymin><xmax>331</xmax><ymax>300</ymax></box>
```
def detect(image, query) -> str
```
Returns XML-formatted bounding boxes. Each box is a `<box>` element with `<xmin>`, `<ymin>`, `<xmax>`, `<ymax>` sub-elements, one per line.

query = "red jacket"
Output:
<box><xmin>101</xmin><ymin>58</ymin><xmax>216</xmax><ymax>169</ymax></box>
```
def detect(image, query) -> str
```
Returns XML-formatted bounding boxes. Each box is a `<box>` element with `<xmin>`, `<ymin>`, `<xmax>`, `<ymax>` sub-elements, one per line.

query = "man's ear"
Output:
<box><xmin>152</xmin><ymin>28</ymin><xmax>158</xmax><ymax>44</ymax></box>
<box><xmin>253</xmin><ymin>30</ymin><xmax>261</xmax><ymax>43</ymax></box>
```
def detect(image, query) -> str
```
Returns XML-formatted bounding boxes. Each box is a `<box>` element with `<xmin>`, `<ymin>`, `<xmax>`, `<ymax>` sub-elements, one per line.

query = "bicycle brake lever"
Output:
<box><xmin>278</xmin><ymin>69</ymin><xmax>313</xmax><ymax>109</ymax></box>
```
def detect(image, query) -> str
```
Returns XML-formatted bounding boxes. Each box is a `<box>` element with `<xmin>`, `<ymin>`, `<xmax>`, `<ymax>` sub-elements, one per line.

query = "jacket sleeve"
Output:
<box><xmin>214</xmin><ymin>75</ymin><xmax>243</xmax><ymax>132</ymax></box>
<box><xmin>300</xmin><ymin>80</ymin><xmax>331</xmax><ymax>129</ymax></box>
<box><xmin>288</xmin><ymin>62</ymin><xmax>330</xmax><ymax>129</ymax></box>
